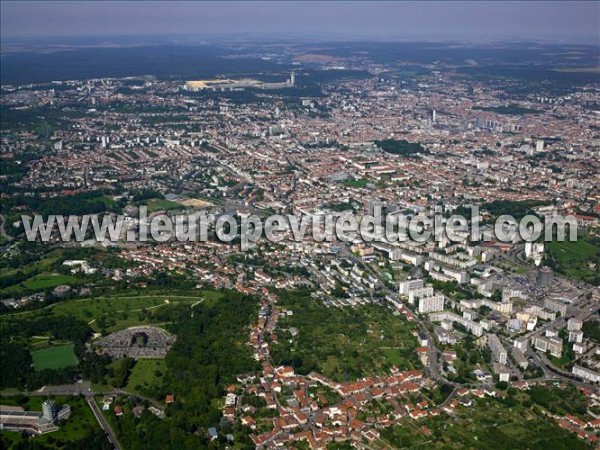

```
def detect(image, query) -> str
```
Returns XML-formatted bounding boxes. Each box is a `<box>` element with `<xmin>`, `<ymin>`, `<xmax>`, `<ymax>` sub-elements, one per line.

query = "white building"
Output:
<box><xmin>399</xmin><ymin>279</ymin><xmax>424</xmax><ymax>296</ymax></box>
<box><xmin>418</xmin><ymin>295</ymin><xmax>445</xmax><ymax>314</ymax></box>
<box><xmin>513</xmin><ymin>337</ymin><xmax>529</xmax><ymax>351</ymax></box>
<box><xmin>572</xmin><ymin>365</ymin><xmax>600</xmax><ymax>383</ymax></box>
<box><xmin>429</xmin><ymin>312</ymin><xmax>483</xmax><ymax>337</ymax></box>
<box><xmin>569</xmin><ymin>330</ymin><xmax>584</xmax><ymax>343</ymax></box>
<box><xmin>567</xmin><ymin>318</ymin><xmax>583</xmax><ymax>332</ymax></box>
<box><xmin>408</xmin><ymin>287</ymin><xmax>434</xmax><ymax>305</ymax></box>
<box><xmin>544</xmin><ymin>298</ymin><xmax>567</xmax><ymax>317</ymax></box>
<box><xmin>493</xmin><ymin>363</ymin><xmax>511</xmax><ymax>382</ymax></box>
<box><xmin>488</xmin><ymin>334</ymin><xmax>508</xmax><ymax>365</ymax></box>
<box><xmin>532</xmin><ymin>335</ymin><xmax>563</xmax><ymax>358</ymax></box>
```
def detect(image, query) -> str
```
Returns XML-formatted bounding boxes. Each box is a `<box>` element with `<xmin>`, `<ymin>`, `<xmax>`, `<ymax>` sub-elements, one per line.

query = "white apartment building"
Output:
<box><xmin>572</xmin><ymin>365</ymin><xmax>600</xmax><ymax>383</ymax></box>
<box><xmin>488</xmin><ymin>333</ymin><xmax>508</xmax><ymax>365</ymax></box>
<box><xmin>418</xmin><ymin>295</ymin><xmax>445</xmax><ymax>314</ymax></box>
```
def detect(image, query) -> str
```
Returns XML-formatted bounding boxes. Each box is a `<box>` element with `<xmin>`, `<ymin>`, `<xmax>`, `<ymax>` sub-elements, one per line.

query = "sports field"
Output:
<box><xmin>144</xmin><ymin>197</ymin><xmax>182</xmax><ymax>213</ymax></box>
<box><xmin>31</xmin><ymin>343</ymin><xmax>78</xmax><ymax>371</ymax></box>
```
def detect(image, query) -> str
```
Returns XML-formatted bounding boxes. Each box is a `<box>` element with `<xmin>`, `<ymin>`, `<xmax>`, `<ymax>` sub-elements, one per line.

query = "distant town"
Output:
<box><xmin>1</xmin><ymin>33</ymin><xmax>599</xmax><ymax>450</ymax></box>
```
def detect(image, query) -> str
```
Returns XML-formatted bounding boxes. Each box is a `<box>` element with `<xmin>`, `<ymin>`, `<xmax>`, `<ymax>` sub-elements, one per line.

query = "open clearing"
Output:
<box><xmin>2</xmin><ymin>289</ymin><xmax>222</xmax><ymax>333</ymax></box>
<box><xmin>126</xmin><ymin>358</ymin><xmax>166</xmax><ymax>394</ymax></box>
<box><xmin>179</xmin><ymin>197</ymin><xmax>213</xmax><ymax>208</ymax></box>
<box><xmin>1</xmin><ymin>273</ymin><xmax>77</xmax><ymax>296</ymax></box>
<box><xmin>32</xmin><ymin>343</ymin><xmax>78</xmax><ymax>371</ymax></box>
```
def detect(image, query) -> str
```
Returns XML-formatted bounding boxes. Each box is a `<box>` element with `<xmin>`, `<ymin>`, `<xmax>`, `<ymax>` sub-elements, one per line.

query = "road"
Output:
<box><xmin>86</xmin><ymin>395</ymin><xmax>122</xmax><ymax>450</ymax></box>
<box><xmin>2</xmin><ymin>381</ymin><xmax>93</xmax><ymax>397</ymax></box>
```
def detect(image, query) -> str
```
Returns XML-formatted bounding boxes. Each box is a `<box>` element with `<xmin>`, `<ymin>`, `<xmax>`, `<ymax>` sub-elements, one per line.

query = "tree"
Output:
<box><xmin>496</xmin><ymin>380</ymin><xmax>509</xmax><ymax>390</ymax></box>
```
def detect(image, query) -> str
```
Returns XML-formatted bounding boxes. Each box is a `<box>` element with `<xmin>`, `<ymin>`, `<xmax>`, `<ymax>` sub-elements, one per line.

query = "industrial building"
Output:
<box><xmin>0</xmin><ymin>400</ymin><xmax>70</xmax><ymax>435</ymax></box>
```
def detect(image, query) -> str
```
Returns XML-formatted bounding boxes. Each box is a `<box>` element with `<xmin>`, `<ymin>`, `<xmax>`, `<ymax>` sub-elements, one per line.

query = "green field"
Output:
<box><xmin>343</xmin><ymin>179</ymin><xmax>369</xmax><ymax>188</ymax></box>
<box><xmin>126</xmin><ymin>358</ymin><xmax>166</xmax><ymax>394</ymax></box>
<box><xmin>548</xmin><ymin>233</ymin><xmax>600</xmax><ymax>284</ymax></box>
<box><xmin>143</xmin><ymin>197</ymin><xmax>183</xmax><ymax>213</ymax></box>
<box><xmin>270</xmin><ymin>289</ymin><xmax>419</xmax><ymax>381</ymax></box>
<box><xmin>3</xmin><ymin>289</ymin><xmax>221</xmax><ymax>333</ymax></box>
<box><xmin>23</xmin><ymin>273</ymin><xmax>77</xmax><ymax>290</ymax></box>
<box><xmin>32</xmin><ymin>343</ymin><xmax>78</xmax><ymax>371</ymax></box>
<box><xmin>1</xmin><ymin>273</ymin><xmax>78</xmax><ymax>296</ymax></box>
<box><xmin>54</xmin><ymin>290</ymin><xmax>220</xmax><ymax>332</ymax></box>
<box><xmin>0</xmin><ymin>247</ymin><xmax>92</xmax><ymax>295</ymax></box>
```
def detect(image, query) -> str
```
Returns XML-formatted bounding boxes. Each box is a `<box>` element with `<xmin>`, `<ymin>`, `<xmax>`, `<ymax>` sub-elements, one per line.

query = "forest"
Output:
<box><xmin>374</xmin><ymin>139</ymin><xmax>428</xmax><ymax>156</ymax></box>
<box><xmin>105</xmin><ymin>290</ymin><xmax>260</xmax><ymax>449</ymax></box>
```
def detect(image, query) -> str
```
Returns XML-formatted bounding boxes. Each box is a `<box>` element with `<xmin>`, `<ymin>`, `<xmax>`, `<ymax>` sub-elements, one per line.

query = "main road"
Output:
<box><xmin>86</xmin><ymin>395</ymin><xmax>122</xmax><ymax>450</ymax></box>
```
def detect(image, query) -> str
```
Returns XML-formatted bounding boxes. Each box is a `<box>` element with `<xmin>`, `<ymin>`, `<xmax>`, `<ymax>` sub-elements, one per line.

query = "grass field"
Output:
<box><xmin>548</xmin><ymin>234</ymin><xmax>600</xmax><ymax>283</ymax></box>
<box><xmin>32</xmin><ymin>343</ymin><xmax>78</xmax><ymax>371</ymax></box>
<box><xmin>126</xmin><ymin>358</ymin><xmax>166</xmax><ymax>394</ymax></box>
<box><xmin>549</xmin><ymin>237</ymin><xmax>598</xmax><ymax>261</ymax></box>
<box><xmin>1</xmin><ymin>273</ymin><xmax>78</xmax><ymax>295</ymax></box>
<box><xmin>343</xmin><ymin>179</ymin><xmax>369</xmax><ymax>188</ymax></box>
<box><xmin>52</xmin><ymin>290</ymin><xmax>220</xmax><ymax>332</ymax></box>
<box><xmin>1</xmin><ymin>289</ymin><xmax>222</xmax><ymax>334</ymax></box>
<box><xmin>142</xmin><ymin>197</ymin><xmax>183</xmax><ymax>213</ymax></box>
<box><xmin>0</xmin><ymin>247</ymin><xmax>97</xmax><ymax>295</ymax></box>
<box><xmin>494</xmin><ymin>258</ymin><xmax>528</xmax><ymax>275</ymax></box>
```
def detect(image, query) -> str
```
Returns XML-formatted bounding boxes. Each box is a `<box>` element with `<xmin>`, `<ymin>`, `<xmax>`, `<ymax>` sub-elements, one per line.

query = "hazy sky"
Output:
<box><xmin>1</xmin><ymin>1</ymin><xmax>599</xmax><ymax>43</ymax></box>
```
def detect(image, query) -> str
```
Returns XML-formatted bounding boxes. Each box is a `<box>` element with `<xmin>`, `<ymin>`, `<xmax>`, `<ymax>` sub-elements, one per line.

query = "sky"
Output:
<box><xmin>1</xmin><ymin>1</ymin><xmax>599</xmax><ymax>43</ymax></box>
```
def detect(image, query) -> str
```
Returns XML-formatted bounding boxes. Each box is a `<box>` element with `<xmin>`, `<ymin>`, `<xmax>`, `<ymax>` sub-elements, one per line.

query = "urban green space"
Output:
<box><xmin>270</xmin><ymin>289</ymin><xmax>420</xmax><ymax>381</ymax></box>
<box><xmin>373</xmin><ymin>383</ymin><xmax>589</xmax><ymax>449</ymax></box>
<box><xmin>142</xmin><ymin>197</ymin><xmax>183</xmax><ymax>213</ymax></box>
<box><xmin>32</xmin><ymin>343</ymin><xmax>79</xmax><ymax>371</ymax></box>
<box><xmin>379</xmin><ymin>397</ymin><xmax>589</xmax><ymax>449</ymax></box>
<box><xmin>126</xmin><ymin>358</ymin><xmax>166</xmax><ymax>395</ymax></box>
<box><xmin>3</xmin><ymin>289</ymin><xmax>220</xmax><ymax>333</ymax></box>
<box><xmin>547</xmin><ymin>232</ymin><xmax>600</xmax><ymax>285</ymax></box>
